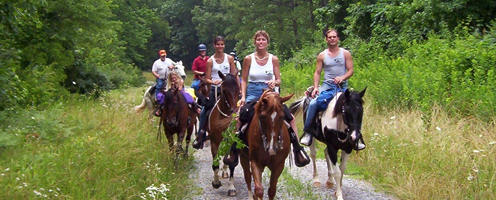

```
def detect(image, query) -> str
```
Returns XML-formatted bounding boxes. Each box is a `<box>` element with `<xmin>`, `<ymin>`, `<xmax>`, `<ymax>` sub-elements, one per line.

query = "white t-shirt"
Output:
<box><xmin>152</xmin><ymin>58</ymin><xmax>174</xmax><ymax>79</ymax></box>
<box><xmin>211</xmin><ymin>53</ymin><xmax>231</xmax><ymax>81</ymax></box>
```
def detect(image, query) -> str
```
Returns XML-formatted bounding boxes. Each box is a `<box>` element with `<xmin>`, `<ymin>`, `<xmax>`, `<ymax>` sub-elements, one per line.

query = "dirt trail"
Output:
<box><xmin>189</xmin><ymin>143</ymin><xmax>395</xmax><ymax>200</ymax></box>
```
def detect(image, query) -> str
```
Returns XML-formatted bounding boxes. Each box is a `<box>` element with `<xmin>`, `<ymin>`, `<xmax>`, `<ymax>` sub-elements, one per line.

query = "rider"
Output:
<box><xmin>192</xmin><ymin>36</ymin><xmax>238</xmax><ymax>149</ymax></box>
<box><xmin>152</xmin><ymin>49</ymin><xmax>174</xmax><ymax>116</ymax></box>
<box><xmin>191</xmin><ymin>44</ymin><xmax>209</xmax><ymax>92</ymax></box>
<box><xmin>229</xmin><ymin>50</ymin><xmax>242</xmax><ymax>76</ymax></box>
<box><xmin>166</xmin><ymin>71</ymin><xmax>201</xmax><ymax>113</ymax></box>
<box><xmin>299</xmin><ymin>29</ymin><xmax>365</xmax><ymax>150</ymax></box>
<box><xmin>238</xmin><ymin>30</ymin><xmax>309</xmax><ymax>167</ymax></box>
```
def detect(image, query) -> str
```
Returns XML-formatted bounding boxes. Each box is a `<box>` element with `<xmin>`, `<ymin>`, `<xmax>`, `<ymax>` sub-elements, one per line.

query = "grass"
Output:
<box><xmin>0</xmin><ymin>87</ymin><xmax>194</xmax><ymax>199</ymax></box>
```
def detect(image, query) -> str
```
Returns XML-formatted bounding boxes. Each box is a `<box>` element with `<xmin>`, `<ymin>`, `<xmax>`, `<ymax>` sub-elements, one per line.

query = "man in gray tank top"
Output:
<box><xmin>300</xmin><ymin>29</ymin><xmax>364</xmax><ymax>150</ymax></box>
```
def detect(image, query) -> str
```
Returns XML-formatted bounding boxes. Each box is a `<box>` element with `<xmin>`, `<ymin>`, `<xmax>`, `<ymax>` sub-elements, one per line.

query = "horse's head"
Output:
<box><xmin>255</xmin><ymin>90</ymin><xmax>294</xmax><ymax>155</ymax></box>
<box><xmin>335</xmin><ymin>87</ymin><xmax>366</xmax><ymax>149</ymax></box>
<box><xmin>218</xmin><ymin>71</ymin><xmax>240</xmax><ymax>114</ymax></box>
<box><xmin>197</xmin><ymin>76</ymin><xmax>211</xmax><ymax>98</ymax></box>
<box><xmin>162</xmin><ymin>88</ymin><xmax>184</xmax><ymax>126</ymax></box>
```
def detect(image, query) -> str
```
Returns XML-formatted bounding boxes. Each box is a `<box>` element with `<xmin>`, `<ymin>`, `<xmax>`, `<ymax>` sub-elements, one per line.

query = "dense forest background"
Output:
<box><xmin>1</xmin><ymin>0</ymin><xmax>495</xmax><ymax>119</ymax></box>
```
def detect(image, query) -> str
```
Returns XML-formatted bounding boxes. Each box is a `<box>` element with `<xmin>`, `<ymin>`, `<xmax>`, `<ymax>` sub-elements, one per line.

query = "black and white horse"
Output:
<box><xmin>290</xmin><ymin>87</ymin><xmax>366</xmax><ymax>200</ymax></box>
<box><xmin>134</xmin><ymin>61</ymin><xmax>187</xmax><ymax>117</ymax></box>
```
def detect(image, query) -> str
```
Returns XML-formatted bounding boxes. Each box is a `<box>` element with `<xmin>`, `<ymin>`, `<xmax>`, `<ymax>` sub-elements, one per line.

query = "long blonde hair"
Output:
<box><xmin>166</xmin><ymin>71</ymin><xmax>184</xmax><ymax>90</ymax></box>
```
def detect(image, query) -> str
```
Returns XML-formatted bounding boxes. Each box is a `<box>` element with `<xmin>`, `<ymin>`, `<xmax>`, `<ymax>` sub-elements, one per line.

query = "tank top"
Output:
<box><xmin>211</xmin><ymin>53</ymin><xmax>231</xmax><ymax>82</ymax></box>
<box><xmin>248</xmin><ymin>53</ymin><xmax>274</xmax><ymax>82</ymax></box>
<box><xmin>323</xmin><ymin>48</ymin><xmax>346</xmax><ymax>84</ymax></box>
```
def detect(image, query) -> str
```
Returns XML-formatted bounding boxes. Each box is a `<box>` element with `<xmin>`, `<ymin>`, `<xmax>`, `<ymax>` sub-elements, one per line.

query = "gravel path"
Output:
<box><xmin>189</xmin><ymin>143</ymin><xmax>395</xmax><ymax>200</ymax></box>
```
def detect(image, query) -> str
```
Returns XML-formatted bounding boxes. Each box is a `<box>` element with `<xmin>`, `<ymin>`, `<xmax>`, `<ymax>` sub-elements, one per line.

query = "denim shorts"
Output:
<box><xmin>246</xmin><ymin>82</ymin><xmax>269</xmax><ymax>103</ymax></box>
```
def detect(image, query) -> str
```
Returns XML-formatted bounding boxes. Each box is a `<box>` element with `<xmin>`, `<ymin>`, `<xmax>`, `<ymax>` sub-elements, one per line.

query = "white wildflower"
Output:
<box><xmin>1</xmin><ymin>173</ymin><xmax>4</xmax><ymax>176</ymax></box>
<box><xmin>435</xmin><ymin>127</ymin><xmax>441</xmax><ymax>131</ymax></box>
<box><xmin>390</xmin><ymin>116</ymin><xmax>396</xmax><ymax>120</ymax></box>
<box><xmin>5</xmin><ymin>168</ymin><xmax>9</xmax><ymax>171</ymax></box>
<box><xmin>72</xmin><ymin>81</ymin><xmax>76</xmax><ymax>85</ymax></box>
<box><xmin>16</xmin><ymin>177</ymin><xmax>20</xmax><ymax>181</ymax></box>
<box><xmin>473</xmin><ymin>168</ymin><xmax>479</xmax><ymax>173</ymax></box>
<box><xmin>479</xmin><ymin>134</ymin><xmax>482</xmax><ymax>138</ymax></box>
<box><xmin>33</xmin><ymin>190</ymin><xmax>42</xmax><ymax>196</ymax></box>
<box><xmin>23</xmin><ymin>182</ymin><xmax>28</xmax><ymax>187</ymax></box>
<box><xmin>467</xmin><ymin>174</ymin><xmax>474</xmax><ymax>181</ymax></box>
<box><xmin>373</xmin><ymin>133</ymin><xmax>379</xmax><ymax>136</ymax></box>
<box><xmin>489</xmin><ymin>141</ymin><xmax>496</xmax><ymax>145</ymax></box>
<box><xmin>31</xmin><ymin>116</ymin><xmax>35</xmax><ymax>120</ymax></box>
<box><xmin>473</xmin><ymin>150</ymin><xmax>480</xmax><ymax>153</ymax></box>
<box><xmin>56</xmin><ymin>188</ymin><xmax>60</xmax><ymax>192</ymax></box>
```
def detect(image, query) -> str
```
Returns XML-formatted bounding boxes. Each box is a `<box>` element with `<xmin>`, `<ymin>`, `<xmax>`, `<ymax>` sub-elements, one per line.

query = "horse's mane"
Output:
<box><xmin>333</xmin><ymin>90</ymin><xmax>365</xmax><ymax>117</ymax></box>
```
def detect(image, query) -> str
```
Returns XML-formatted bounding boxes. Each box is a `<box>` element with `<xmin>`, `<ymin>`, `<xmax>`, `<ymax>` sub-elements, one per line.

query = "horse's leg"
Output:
<box><xmin>210</xmin><ymin>139</ymin><xmax>222</xmax><ymax>189</ymax></box>
<box><xmin>324</xmin><ymin>147</ymin><xmax>337</xmax><ymax>189</ymax></box>
<box><xmin>185</xmin><ymin>123</ymin><xmax>193</xmax><ymax>157</ymax></box>
<box><xmin>310</xmin><ymin>142</ymin><xmax>320</xmax><ymax>187</ymax></box>
<box><xmin>165</xmin><ymin>131</ymin><xmax>174</xmax><ymax>153</ymax></box>
<box><xmin>226</xmin><ymin>153</ymin><xmax>239</xmax><ymax>196</ymax></box>
<box><xmin>250</xmin><ymin>161</ymin><xmax>264</xmax><ymax>200</ymax></box>
<box><xmin>176</xmin><ymin>128</ymin><xmax>186</xmax><ymax>156</ymax></box>
<box><xmin>240</xmin><ymin>152</ymin><xmax>254</xmax><ymax>200</ymax></box>
<box><xmin>325</xmin><ymin>147</ymin><xmax>343</xmax><ymax>200</ymax></box>
<box><xmin>221</xmin><ymin>163</ymin><xmax>229</xmax><ymax>178</ymax></box>
<box><xmin>339</xmin><ymin>152</ymin><xmax>350</xmax><ymax>189</ymax></box>
<box><xmin>268</xmin><ymin>163</ymin><xmax>284</xmax><ymax>200</ymax></box>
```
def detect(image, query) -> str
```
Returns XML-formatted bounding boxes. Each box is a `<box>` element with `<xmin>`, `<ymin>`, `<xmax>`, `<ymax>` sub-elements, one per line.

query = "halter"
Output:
<box><xmin>214</xmin><ymin>80</ymin><xmax>235</xmax><ymax>118</ymax></box>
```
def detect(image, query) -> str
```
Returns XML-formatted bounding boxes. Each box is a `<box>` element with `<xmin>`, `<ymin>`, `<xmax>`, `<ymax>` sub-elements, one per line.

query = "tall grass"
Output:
<box><xmin>0</xmin><ymin>87</ymin><xmax>195</xmax><ymax>199</ymax></box>
<box><xmin>352</xmin><ymin>102</ymin><xmax>496</xmax><ymax>199</ymax></box>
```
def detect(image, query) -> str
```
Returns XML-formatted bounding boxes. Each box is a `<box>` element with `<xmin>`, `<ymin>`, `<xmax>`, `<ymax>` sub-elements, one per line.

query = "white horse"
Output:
<box><xmin>134</xmin><ymin>60</ymin><xmax>187</xmax><ymax>117</ymax></box>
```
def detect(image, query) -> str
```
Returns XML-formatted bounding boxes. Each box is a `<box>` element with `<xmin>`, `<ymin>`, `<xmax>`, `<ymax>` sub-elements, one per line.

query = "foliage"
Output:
<box><xmin>213</xmin><ymin>114</ymin><xmax>246</xmax><ymax>166</ymax></box>
<box><xmin>0</xmin><ymin>87</ymin><xmax>194</xmax><ymax>199</ymax></box>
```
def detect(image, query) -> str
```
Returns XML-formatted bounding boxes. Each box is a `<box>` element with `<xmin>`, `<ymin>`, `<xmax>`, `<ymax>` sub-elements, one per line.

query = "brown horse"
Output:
<box><xmin>159</xmin><ymin>87</ymin><xmax>197</xmax><ymax>157</ymax></box>
<box><xmin>239</xmin><ymin>90</ymin><xmax>293</xmax><ymax>200</ymax></box>
<box><xmin>205</xmin><ymin>71</ymin><xmax>240</xmax><ymax>196</ymax></box>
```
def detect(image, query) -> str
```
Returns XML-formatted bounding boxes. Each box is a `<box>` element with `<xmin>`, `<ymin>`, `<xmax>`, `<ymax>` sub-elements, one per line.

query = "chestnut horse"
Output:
<box><xmin>239</xmin><ymin>90</ymin><xmax>294</xmax><ymax>200</ymax></box>
<box><xmin>205</xmin><ymin>71</ymin><xmax>240</xmax><ymax>196</ymax></box>
<box><xmin>159</xmin><ymin>87</ymin><xmax>197</xmax><ymax>157</ymax></box>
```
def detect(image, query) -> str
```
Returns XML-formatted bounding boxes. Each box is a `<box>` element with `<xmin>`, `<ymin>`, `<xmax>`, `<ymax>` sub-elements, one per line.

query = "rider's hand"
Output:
<box><xmin>239</xmin><ymin>97</ymin><xmax>246</xmax><ymax>107</ymax></box>
<box><xmin>311</xmin><ymin>88</ymin><xmax>319</xmax><ymax>98</ymax></box>
<box><xmin>266</xmin><ymin>80</ymin><xmax>276</xmax><ymax>89</ymax></box>
<box><xmin>213</xmin><ymin>80</ymin><xmax>222</xmax><ymax>85</ymax></box>
<box><xmin>168</xmin><ymin>65</ymin><xmax>175</xmax><ymax>70</ymax></box>
<box><xmin>334</xmin><ymin>76</ymin><xmax>344</xmax><ymax>85</ymax></box>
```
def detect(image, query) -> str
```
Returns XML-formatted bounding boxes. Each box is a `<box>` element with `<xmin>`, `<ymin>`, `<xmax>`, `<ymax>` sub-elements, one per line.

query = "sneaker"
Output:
<box><xmin>300</xmin><ymin>132</ymin><xmax>313</xmax><ymax>146</ymax></box>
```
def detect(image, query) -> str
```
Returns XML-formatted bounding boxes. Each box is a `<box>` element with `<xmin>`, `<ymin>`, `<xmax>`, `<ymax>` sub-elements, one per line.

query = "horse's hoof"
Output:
<box><xmin>312</xmin><ymin>181</ymin><xmax>321</xmax><ymax>187</ymax></box>
<box><xmin>326</xmin><ymin>181</ymin><xmax>334</xmax><ymax>189</ymax></box>
<box><xmin>212</xmin><ymin>180</ymin><xmax>222</xmax><ymax>189</ymax></box>
<box><xmin>227</xmin><ymin>189</ymin><xmax>237</xmax><ymax>196</ymax></box>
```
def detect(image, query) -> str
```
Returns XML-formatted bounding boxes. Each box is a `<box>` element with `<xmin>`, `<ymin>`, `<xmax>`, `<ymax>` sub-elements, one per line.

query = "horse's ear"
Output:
<box><xmin>344</xmin><ymin>89</ymin><xmax>351</xmax><ymax>98</ymax></box>
<box><xmin>218</xmin><ymin>71</ymin><xmax>225</xmax><ymax>80</ymax></box>
<box><xmin>359</xmin><ymin>87</ymin><xmax>367</xmax><ymax>98</ymax></box>
<box><xmin>280</xmin><ymin>93</ymin><xmax>294</xmax><ymax>103</ymax></box>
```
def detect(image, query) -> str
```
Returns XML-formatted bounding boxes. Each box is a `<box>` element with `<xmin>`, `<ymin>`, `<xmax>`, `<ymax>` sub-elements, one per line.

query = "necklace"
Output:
<box><xmin>255</xmin><ymin>54</ymin><xmax>268</xmax><ymax>60</ymax></box>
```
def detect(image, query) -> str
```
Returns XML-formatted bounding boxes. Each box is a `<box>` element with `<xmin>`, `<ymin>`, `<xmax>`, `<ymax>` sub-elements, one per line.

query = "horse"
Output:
<box><xmin>204</xmin><ymin>71</ymin><xmax>240</xmax><ymax>196</ymax></box>
<box><xmin>290</xmin><ymin>87</ymin><xmax>366</xmax><ymax>200</ymax></box>
<box><xmin>158</xmin><ymin>87</ymin><xmax>198</xmax><ymax>158</ymax></box>
<box><xmin>134</xmin><ymin>61</ymin><xmax>187</xmax><ymax>117</ymax></box>
<box><xmin>239</xmin><ymin>90</ymin><xmax>294</xmax><ymax>200</ymax></box>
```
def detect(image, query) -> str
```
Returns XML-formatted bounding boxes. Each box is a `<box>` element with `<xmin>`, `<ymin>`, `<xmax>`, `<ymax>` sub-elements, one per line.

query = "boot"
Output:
<box><xmin>289</xmin><ymin>128</ymin><xmax>310</xmax><ymax>167</ymax></box>
<box><xmin>300</xmin><ymin>131</ymin><xmax>313</xmax><ymax>146</ymax></box>
<box><xmin>192</xmin><ymin>129</ymin><xmax>206</xmax><ymax>149</ymax></box>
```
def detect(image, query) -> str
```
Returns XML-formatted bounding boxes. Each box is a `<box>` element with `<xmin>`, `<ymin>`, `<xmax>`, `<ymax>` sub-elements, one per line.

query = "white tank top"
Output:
<box><xmin>248</xmin><ymin>53</ymin><xmax>274</xmax><ymax>82</ymax></box>
<box><xmin>211</xmin><ymin>53</ymin><xmax>230</xmax><ymax>81</ymax></box>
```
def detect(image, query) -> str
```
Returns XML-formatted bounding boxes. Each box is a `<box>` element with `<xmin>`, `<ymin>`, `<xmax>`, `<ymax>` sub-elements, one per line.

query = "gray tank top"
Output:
<box><xmin>323</xmin><ymin>48</ymin><xmax>346</xmax><ymax>84</ymax></box>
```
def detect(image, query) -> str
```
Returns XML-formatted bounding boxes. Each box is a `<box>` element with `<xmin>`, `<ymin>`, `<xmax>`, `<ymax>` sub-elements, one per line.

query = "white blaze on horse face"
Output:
<box><xmin>268</xmin><ymin>111</ymin><xmax>277</xmax><ymax>156</ymax></box>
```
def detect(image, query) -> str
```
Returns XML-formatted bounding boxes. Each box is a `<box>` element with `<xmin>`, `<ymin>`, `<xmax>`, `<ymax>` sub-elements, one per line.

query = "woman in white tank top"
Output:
<box><xmin>238</xmin><ymin>30</ymin><xmax>310</xmax><ymax>167</ymax></box>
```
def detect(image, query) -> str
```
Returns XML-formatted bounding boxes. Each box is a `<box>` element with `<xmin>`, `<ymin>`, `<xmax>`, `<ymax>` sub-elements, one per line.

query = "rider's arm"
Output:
<box><xmin>271</xmin><ymin>55</ymin><xmax>281</xmax><ymax>88</ymax></box>
<box><xmin>240</xmin><ymin>55</ymin><xmax>251</xmax><ymax>105</ymax></box>
<box><xmin>312</xmin><ymin>53</ymin><xmax>324</xmax><ymax>97</ymax></box>
<box><xmin>342</xmin><ymin>50</ymin><xmax>354</xmax><ymax>81</ymax></box>
<box><xmin>227</xmin><ymin>55</ymin><xmax>240</xmax><ymax>86</ymax></box>
<box><xmin>205</xmin><ymin>58</ymin><xmax>214</xmax><ymax>84</ymax></box>
<box><xmin>151</xmin><ymin>61</ymin><xmax>160</xmax><ymax>79</ymax></box>
<box><xmin>192</xmin><ymin>59</ymin><xmax>205</xmax><ymax>76</ymax></box>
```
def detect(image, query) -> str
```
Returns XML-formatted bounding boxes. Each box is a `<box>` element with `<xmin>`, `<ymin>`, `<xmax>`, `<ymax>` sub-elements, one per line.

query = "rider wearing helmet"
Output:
<box><xmin>229</xmin><ymin>50</ymin><xmax>242</xmax><ymax>75</ymax></box>
<box><xmin>191</xmin><ymin>44</ymin><xmax>209</xmax><ymax>92</ymax></box>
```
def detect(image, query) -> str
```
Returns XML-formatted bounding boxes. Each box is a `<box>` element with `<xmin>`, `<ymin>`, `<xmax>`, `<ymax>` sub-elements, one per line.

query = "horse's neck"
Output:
<box><xmin>321</xmin><ymin>92</ymin><xmax>346</xmax><ymax>132</ymax></box>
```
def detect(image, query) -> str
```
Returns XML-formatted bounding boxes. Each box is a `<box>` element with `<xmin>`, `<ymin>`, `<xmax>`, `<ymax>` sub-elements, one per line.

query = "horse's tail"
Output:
<box><xmin>134</xmin><ymin>86</ymin><xmax>152</xmax><ymax>113</ymax></box>
<box><xmin>289</xmin><ymin>96</ymin><xmax>307</xmax><ymax>116</ymax></box>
